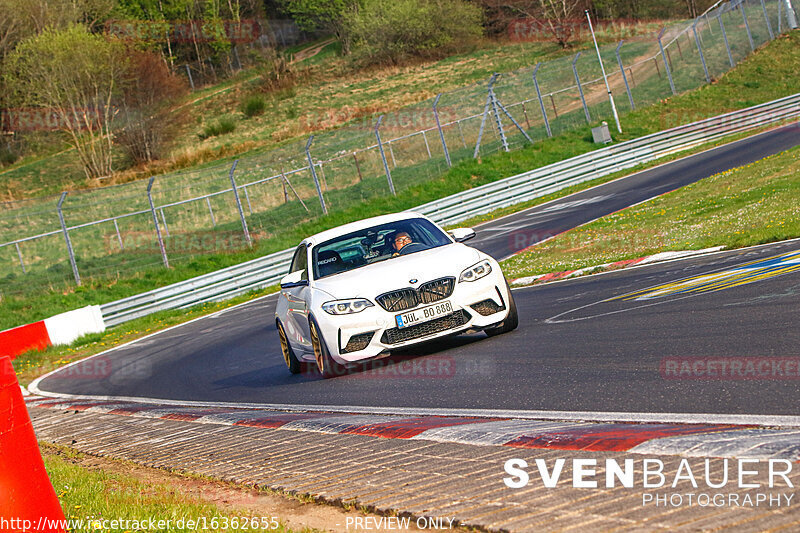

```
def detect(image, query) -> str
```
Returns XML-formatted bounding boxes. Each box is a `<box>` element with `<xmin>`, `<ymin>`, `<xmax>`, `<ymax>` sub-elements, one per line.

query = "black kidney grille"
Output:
<box><xmin>376</xmin><ymin>289</ymin><xmax>418</xmax><ymax>312</ymax></box>
<box><xmin>418</xmin><ymin>277</ymin><xmax>455</xmax><ymax>304</ymax></box>
<box><xmin>380</xmin><ymin>310</ymin><xmax>470</xmax><ymax>345</ymax></box>
<box><xmin>376</xmin><ymin>277</ymin><xmax>455</xmax><ymax>312</ymax></box>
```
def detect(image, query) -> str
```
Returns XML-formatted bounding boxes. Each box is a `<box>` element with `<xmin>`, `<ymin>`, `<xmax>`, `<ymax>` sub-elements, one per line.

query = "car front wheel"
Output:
<box><xmin>309</xmin><ymin>315</ymin><xmax>346</xmax><ymax>378</ymax></box>
<box><xmin>277</xmin><ymin>320</ymin><xmax>302</xmax><ymax>374</ymax></box>
<box><xmin>484</xmin><ymin>280</ymin><xmax>519</xmax><ymax>337</ymax></box>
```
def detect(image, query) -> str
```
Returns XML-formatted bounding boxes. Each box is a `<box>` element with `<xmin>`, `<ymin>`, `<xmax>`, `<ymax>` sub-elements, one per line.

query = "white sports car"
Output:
<box><xmin>274</xmin><ymin>212</ymin><xmax>518</xmax><ymax>377</ymax></box>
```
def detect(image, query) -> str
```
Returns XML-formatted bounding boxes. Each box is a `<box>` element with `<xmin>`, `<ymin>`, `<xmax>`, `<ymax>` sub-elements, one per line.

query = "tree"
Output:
<box><xmin>347</xmin><ymin>0</ymin><xmax>484</xmax><ymax>65</ymax></box>
<box><xmin>116</xmin><ymin>48</ymin><xmax>187</xmax><ymax>164</ymax></box>
<box><xmin>4</xmin><ymin>25</ymin><xmax>126</xmax><ymax>180</ymax></box>
<box><xmin>278</xmin><ymin>0</ymin><xmax>362</xmax><ymax>54</ymax></box>
<box><xmin>498</xmin><ymin>0</ymin><xmax>586</xmax><ymax>48</ymax></box>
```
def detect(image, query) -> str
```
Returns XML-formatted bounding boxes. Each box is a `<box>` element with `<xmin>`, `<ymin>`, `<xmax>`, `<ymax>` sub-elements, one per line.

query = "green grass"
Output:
<box><xmin>12</xmin><ymin>285</ymin><xmax>278</xmax><ymax>382</ymax></box>
<box><xmin>199</xmin><ymin>117</ymin><xmax>237</xmax><ymax>139</ymax></box>
<box><xmin>501</xmin><ymin>144</ymin><xmax>800</xmax><ymax>279</ymax></box>
<box><xmin>42</xmin><ymin>444</ymin><xmax>303</xmax><ymax>532</ymax></box>
<box><xmin>240</xmin><ymin>94</ymin><xmax>267</xmax><ymax>117</ymax></box>
<box><xmin>2</xmin><ymin>30</ymin><xmax>799</xmax><ymax>332</ymax></box>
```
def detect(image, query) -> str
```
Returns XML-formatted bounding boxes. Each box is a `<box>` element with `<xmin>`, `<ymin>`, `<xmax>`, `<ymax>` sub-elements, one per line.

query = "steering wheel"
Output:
<box><xmin>397</xmin><ymin>242</ymin><xmax>428</xmax><ymax>255</ymax></box>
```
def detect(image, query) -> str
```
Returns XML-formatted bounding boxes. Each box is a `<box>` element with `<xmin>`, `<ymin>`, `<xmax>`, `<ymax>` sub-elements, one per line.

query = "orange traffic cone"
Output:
<box><xmin>0</xmin><ymin>356</ymin><xmax>65</xmax><ymax>531</ymax></box>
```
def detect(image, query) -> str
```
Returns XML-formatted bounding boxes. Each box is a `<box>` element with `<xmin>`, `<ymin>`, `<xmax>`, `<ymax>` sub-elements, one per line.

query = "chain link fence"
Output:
<box><xmin>1</xmin><ymin>0</ymin><xmax>796</xmax><ymax>301</ymax></box>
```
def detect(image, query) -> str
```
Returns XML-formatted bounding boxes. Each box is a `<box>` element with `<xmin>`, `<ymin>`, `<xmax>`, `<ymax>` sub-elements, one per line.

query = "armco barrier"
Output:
<box><xmin>99</xmin><ymin>94</ymin><xmax>800</xmax><ymax>327</ymax></box>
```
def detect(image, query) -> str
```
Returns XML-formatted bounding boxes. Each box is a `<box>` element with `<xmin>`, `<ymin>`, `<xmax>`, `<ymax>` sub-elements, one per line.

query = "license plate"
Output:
<box><xmin>395</xmin><ymin>301</ymin><xmax>453</xmax><ymax>329</ymax></box>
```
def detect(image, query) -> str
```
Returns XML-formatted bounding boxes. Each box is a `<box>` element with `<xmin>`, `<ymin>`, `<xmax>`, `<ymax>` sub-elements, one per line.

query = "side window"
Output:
<box><xmin>289</xmin><ymin>244</ymin><xmax>308</xmax><ymax>280</ymax></box>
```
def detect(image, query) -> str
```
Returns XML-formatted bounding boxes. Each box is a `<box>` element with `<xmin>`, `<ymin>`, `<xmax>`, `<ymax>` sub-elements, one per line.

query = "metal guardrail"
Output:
<box><xmin>100</xmin><ymin>93</ymin><xmax>800</xmax><ymax>326</ymax></box>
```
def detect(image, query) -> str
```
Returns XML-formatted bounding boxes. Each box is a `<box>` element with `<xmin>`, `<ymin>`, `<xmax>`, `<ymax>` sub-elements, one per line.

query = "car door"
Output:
<box><xmin>284</xmin><ymin>244</ymin><xmax>313</xmax><ymax>354</ymax></box>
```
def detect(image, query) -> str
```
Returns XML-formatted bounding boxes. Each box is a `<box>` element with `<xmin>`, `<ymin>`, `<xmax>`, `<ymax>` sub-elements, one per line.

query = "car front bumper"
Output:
<box><xmin>314</xmin><ymin>272</ymin><xmax>512</xmax><ymax>364</ymax></box>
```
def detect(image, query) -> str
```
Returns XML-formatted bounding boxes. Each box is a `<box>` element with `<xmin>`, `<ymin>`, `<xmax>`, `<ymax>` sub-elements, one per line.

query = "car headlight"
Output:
<box><xmin>459</xmin><ymin>260</ymin><xmax>493</xmax><ymax>282</ymax></box>
<box><xmin>322</xmin><ymin>298</ymin><xmax>375</xmax><ymax>315</ymax></box>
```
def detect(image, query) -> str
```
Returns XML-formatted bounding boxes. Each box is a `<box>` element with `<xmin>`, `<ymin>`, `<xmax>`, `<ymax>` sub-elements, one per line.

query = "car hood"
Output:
<box><xmin>313</xmin><ymin>244</ymin><xmax>483</xmax><ymax>299</ymax></box>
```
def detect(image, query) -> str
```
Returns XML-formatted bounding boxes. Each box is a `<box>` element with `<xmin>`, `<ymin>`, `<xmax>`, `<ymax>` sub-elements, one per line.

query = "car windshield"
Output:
<box><xmin>312</xmin><ymin>218</ymin><xmax>452</xmax><ymax>279</ymax></box>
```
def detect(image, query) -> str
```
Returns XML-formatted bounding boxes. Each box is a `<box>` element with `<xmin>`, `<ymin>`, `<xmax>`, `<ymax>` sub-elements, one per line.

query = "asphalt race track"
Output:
<box><xmin>36</xmin><ymin>125</ymin><xmax>800</xmax><ymax>417</ymax></box>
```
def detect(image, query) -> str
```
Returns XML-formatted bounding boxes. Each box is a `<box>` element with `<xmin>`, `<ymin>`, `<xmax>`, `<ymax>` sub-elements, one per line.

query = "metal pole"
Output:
<box><xmin>374</xmin><ymin>116</ymin><xmax>396</xmax><ymax>195</ymax></box>
<box><xmin>616</xmin><ymin>41</ymin><xmax>635</xmax><ymax>110</ymax></box>
<box><xmin>206</xmin><ymin>197</ymin><xmax>216</xmax><ymax>226</ymax></box>
<box><xmin>487</xmin><ymin>74</ymin><xmax>509</xmax><ymax>152</ymax></box>
<box><xmin>718</xmin><ymin>11</ymin><xmax>735</xmax><ymax>67</ymax></box>
<box><xmin>387</xmin><ymin>141</ymin><xmax>397</xmax><ymax>168</ymax></box>
<box><xmin>586</xmin><ymin>10</ymin><xmax>621</xmax><ymax>133</ymax></box>
<box><xmin>57</xmin><ymin>192</ymin><xmax>81</xmax><ymax>285</ymax></box>
<box><xmin>228</xmin><ymin>160</ymin><xmax>252</xmax><ymax>246</ymax></box>
<box><xmin>532</xmin><ymin>63</ymin><xmax>552</xmax><ymax>137</ymax></box>
<box><xmin>778</xmin><ymin>0</ymin><xmax>783</xmax><ymax>32</ymax></box>
<box><xmin>693</xmin><ymin>19</ymin><xmax>711</xmax><ymax>83</ymax></box>
<box><xmin>184</xmin><ymin>64</ymin><xmax>195</xmax><ymax>90</ymax></box>
<box><xmin>760</xmin><ymin>0</ymin><xmax>775</xmax><ymax>39</ymax></box>
<box><xmin>658</xmin><ymin>28</ymin><xmax>677</xmax><ymax>96</ymax></box>
<box><xmin>433</xmin><ymin>94</ymin><xmax>451</xmax><ymax>167</ymax></box>
<box><xmin>15</xmin><ymin>242</ymin><xmax>25</xmax><ymax>273</ymax></box>
<box><xmin>159</xmin><ymin>208</ymin><xmax>169</xmax><ymax>237</ymax></box>
<box><xmin>521</xmin><ymin>102</ymin><xmax>532</xmax><ymax>129</ymax></box>
<box><xmin>305</xmin><ymin>136</ymin><xmax>329</xmax><ymax>213</ymax></box>
<box><xmin>243</xmin><ymin>185</ymin><xmax>253</xmax><ymax>214</ymax></box>
<box><xmin>473</xmin><ymin>91</ymin><xmax>493</xmax><ymax>158</ymax></box>
<box><xmin>113</xmin><ymin>219</ymin><xmax>124</xmax><ymax>250</ymax></box>
<box><xmin>421</xmin><ymin>130</ymin><xmax>432</xmax><ymax>159</ymax></box>
<box><xmin>495</xmin><ymin>100</ymin><xmax>534</xmax><ymax>144</ymax></box>
<box><xmin>785</xmin><ymin>0</ymin><xmax>799</xmax><ymax>29</ymax></box>
<box><xmin>146</xmin><ymin>178</ymin><xmax>169</xmax><ymax>269</ymax></box>
<box><xmin>572</xmin><ymin>52</ymin><xmax>591</xmax><ymax>123</ymax></box>
<box><xmin>741</xmin><ymin>2</ymin><xmax>756</xmax><ymax>51</ymax></box>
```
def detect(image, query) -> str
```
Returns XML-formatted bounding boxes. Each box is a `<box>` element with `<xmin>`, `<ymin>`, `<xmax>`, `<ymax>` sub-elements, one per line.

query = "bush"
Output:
<box><xmin>116</xmin><ymin>49</ymin><xmax>187</xmax><ymax>165</ymax></box>
<box><xmin>199</xmin><ymin>117</ymin><xmax>236</xmax><ymax>139</ymax></box>
<box><xmin>241</xmin><ymin>95</ymin><xmax>267</xmax><ymax>117</ymax></box>
<box><xmin>256</xmin><ymin>47</ymin><xmax>296</xmax><ymax>93</ymax></box>
<box><xmin>348</xmin><ymin>0</ymin><xmax>483</xmax><ymax>66</ymax></box>
<box><xmin>0</xmin><ymin>144</ymin><xmax>18</xmax><ymax>166</ymax></box>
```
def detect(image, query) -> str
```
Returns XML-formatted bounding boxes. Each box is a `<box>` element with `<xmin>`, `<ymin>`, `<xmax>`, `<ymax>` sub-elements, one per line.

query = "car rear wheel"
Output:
<box><xmin>309</xmin><ymin>315</ymin><xmax>346</xmax><ymax>378</ymax></box>
<box><xmin>485</xmin><ymin>280</ymin><xmax>519</xmax><ymax>337</ymax></box>
<box><xmin>277</xmin><ymin>320</ymin><xmax>302</xmax><ymax>374</ymax></box>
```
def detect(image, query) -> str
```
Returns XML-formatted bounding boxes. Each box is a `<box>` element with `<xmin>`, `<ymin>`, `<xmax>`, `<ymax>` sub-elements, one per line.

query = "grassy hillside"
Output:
<box><xmin>1</xmin><ymin>30</ymin><xmax>798</xmax><ymax>331</ymax></box>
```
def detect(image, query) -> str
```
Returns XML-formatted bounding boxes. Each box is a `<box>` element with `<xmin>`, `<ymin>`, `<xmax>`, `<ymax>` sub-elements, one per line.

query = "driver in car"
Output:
<box><xmin>392</xmin><ymin>232</ymin><xmax>412</xmax><ymax>256</ymax></box>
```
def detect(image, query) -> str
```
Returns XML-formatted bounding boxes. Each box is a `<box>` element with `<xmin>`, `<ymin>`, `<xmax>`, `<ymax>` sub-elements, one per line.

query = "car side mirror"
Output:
<box><xmin>280</xmin><ymin>270</ymin><xmax>308</xmax><ymax>289</ymax></box>
<box><xmin>449</xmin><ymin>228</ymin><xmax>476</xmax><ymax>243</ymax></box>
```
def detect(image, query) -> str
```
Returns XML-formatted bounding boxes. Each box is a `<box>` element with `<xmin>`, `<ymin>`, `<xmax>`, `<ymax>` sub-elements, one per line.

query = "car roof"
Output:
<box><xmin>303</xmin><ymin>212</ymin><xmax>433</xmax><ymax>246</ymax></box>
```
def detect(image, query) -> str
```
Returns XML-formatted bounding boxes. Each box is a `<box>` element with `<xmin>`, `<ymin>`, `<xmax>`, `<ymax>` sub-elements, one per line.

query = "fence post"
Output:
<box><xmin>113</xmin><ymin>219</ymin><xmax>124</xmax><ymax>250</ymax></box>
<box><xmin>14</xmin><ymin>242</ymin><xmax>25</xmax><ymax>274</ymax></box>
<box><xmin>616</xmin><ymin>41</ymin><xmax>635</xmax><ymax>110</ymax></box>
<box><xmin>760</xmin><ymin>0</ymin><xmax>775</xmax><ymax>39</ymax></box>
<box><xmin>785</xmin><ymin>0</ymin><xmax>799</xmax><ymax>29</ymax></box>
<box><xmin>206</xmin><ymin>197</ymin><xmax>216</xmax><ymax>227</ymax></box>
<box><xmin>532</xmin><ymin>63</ymin><xmax>552</xmax><ymax>138</ymax></box>
<box><xmin>778</xmin><ymin>0</ymin><xmax>783</xmax><ymax>31</ymax></box>
<box><xmin>305</xmin><ymin>136</ymin><xmax>329</xmax><ymax>213</ymax></box>
<box><xmin>159</xmin><ymin>208</ymin><xmax>169</xmax><ymax>237</ymax></box>
<box><xmin>374</xmin><ymin>116</ymin><xmax>396</xmax><ymax>195</ymax></box>
<box><xmin>433</xmin><ymin>93</ymin><xmax>451</xmax><ymax>167</ymax></box>
<box><xmin>146</xmin><ymin>178</ymin><xmax>169</xmax><ymax>269</ymax></box>
<box><xmin>658</xmin><ymin>28</ymin><xmax>677</xmax><ymax>96</ymax></box>
<box><xmin>740</xmin><ymin>1</ymin><xmax>756</xmax><ymax>51</ymax></box>
<box><xmin>718</xmin><ymin>9</ymin><xmax>735</xmax><ymax>67</ymax></box>
<box><xmin>228</xmin><ymin>160</ymin><xmax>252</xmax><ymax>246</ymax></box>
<box><xmin>352</xmin><ymin>152</ymin><xmax>363</xmax><ymax>181</ymax></box>
<box><xmin>572</xmin><ymin>53</ymin><xmax>591</xmax><ymax>123</ymax></box>
<box><xmin>56</xmin><ymin>192</ymin><xmax>81</xmax><ymax>286</ymax></box>
<box><xmin>487</xmin><ymin>74</ymin><xmax>509</xmax><ymax>152</ymax></box>
<box><xmin>184</xmin><ymin>64</ymin><xmax>195</xmax><ymax>90</ymax></box>
<box><xmin>243</xmin><ymin>185</ymin><xmax>253</xmax><ymax>214</ymax></box>
<box><xmin>693</xmin><ymin>19</ymin><xmax>711</xmax><ymax>83</ymax></box>
<box><xmin>473</xmin><ymin>79</ymin><xmax>494</xmax><ymax>158</ymax></box>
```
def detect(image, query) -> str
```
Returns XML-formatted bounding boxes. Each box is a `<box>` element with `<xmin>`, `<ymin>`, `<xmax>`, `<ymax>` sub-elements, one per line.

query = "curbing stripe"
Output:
<box><xmin>25</xmin><ymin>397</ymin><xmax>798</xmax><ymax>460</ymax></box>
